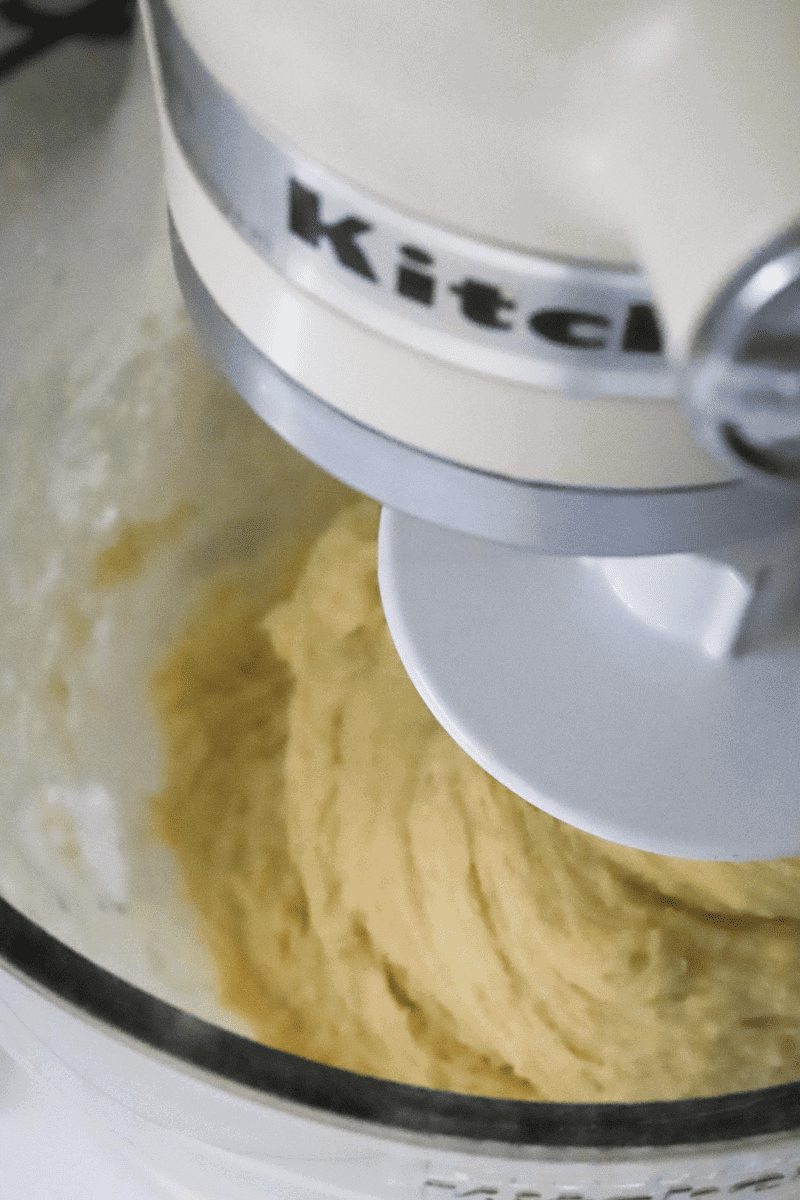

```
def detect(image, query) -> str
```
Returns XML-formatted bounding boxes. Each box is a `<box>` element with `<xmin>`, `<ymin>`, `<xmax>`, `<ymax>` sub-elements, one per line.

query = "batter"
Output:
<box><xmin>152</xmin><ymin>498</ymin><xmax>800</xmax><ymax>1102</ymax></box>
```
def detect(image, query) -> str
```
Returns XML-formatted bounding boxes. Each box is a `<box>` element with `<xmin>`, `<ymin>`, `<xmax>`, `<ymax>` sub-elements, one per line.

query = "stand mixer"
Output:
<box><xmin>3</xmin><ymin>5</ymin><xmax>800</xmax><ymax>1200</ymax></box>
<box><xmin>141</xmin><ymin>0</ymin><xmax>800</xmax><ymax>861</ymax></box>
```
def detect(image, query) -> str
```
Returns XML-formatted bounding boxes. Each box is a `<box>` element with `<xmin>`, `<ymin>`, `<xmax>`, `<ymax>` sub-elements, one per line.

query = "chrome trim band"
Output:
<box><xmin>148</xmin><ymin>0</ymin><xmax>674</xmax><ymax>396</ymax></box>
<box><xmin>171</xmin><ymin>217</ymin><xmax>800</xmax><ymax>555</ymax></box>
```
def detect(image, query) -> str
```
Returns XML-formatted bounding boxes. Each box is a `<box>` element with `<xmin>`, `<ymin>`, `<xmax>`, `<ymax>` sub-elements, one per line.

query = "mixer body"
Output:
<box><xmin>140</xmin><ymin>0</ymin><xmax>800</xmax><ymax>553</ymax></box>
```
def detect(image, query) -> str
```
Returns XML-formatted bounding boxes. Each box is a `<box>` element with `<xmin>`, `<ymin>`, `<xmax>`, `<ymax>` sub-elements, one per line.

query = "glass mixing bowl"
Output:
<box><xmin>1</xmin><ymin>16</ymin><xmax>800</xmax><ymax>1200</ymax></box>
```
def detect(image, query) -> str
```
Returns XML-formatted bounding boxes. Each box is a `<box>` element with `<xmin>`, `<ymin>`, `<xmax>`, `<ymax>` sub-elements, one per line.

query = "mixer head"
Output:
<box><xmin>141</xmin><ymin>0</ymin><xmax>800</xmax><ymax>859</ymax></box>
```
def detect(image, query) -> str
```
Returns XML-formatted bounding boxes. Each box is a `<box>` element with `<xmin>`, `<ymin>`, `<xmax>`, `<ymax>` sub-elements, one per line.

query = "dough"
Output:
<box><xmin>152</xmin><ymin>498</ymin><xmax>800</xmax><ymax>1102</ymax></box>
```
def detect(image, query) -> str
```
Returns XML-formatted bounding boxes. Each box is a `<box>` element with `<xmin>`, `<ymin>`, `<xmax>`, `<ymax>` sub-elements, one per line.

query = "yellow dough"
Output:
<box><xmin>152</xmin><ymin>498</ymin><xmax>800</xmax><ymax>1102</ymax></box>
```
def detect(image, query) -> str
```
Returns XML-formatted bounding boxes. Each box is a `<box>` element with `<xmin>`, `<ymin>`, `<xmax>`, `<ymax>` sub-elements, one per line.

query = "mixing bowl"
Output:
<box><xmin>1</xmin><ymin>18</ymin><xmax>800</xmax><ymax>1200</ymax></box>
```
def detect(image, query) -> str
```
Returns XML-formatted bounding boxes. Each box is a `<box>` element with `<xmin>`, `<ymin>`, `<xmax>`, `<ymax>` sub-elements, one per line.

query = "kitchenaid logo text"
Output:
<box><xmin>288</xmin><ymin>178</ymin><xmax>664</xmax><ymax>357</ymax></box>
<box><xmin>421</xmin><ymin>1167</ymin><xmax>800</xmax><ymax>1200</ymax></box>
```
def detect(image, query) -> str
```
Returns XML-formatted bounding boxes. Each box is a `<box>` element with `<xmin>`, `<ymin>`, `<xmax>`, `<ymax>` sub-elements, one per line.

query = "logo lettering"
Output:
<box><xmin>530</xmin><ymin>308</ymin><xmax>611</xmax><ymax>349</ymax></box>
<box><xmin>285</xmin><ymin>180</ymin><xmax>667</xmax><ymax>367</ymax></box>
<box><xmin>622</xmin><ymin>302</ymin><xmax>663</xmax><ymax>354</ymax></box>
<box><xmin>728</xmin><ymin>1177</ymin><xmax>786</xmax><ymax>1194</ymax></box>
<box><xmin>419</xmin><ymin>1178</ymin><xmax>800</xmax><ymax>1200</ymax></box>
<box><xmin>288</xmin><ymin>179</ymin><xmax>378</xmax><ymax>281</ymax></box>
<box><xmin>397</xmin><ymin>243</ymin><xmax>436</xmax><ymax>305</ymax></box>
<box><xmin>450</xmin><ymin>278</ymin><xmax>516</xmax><ymax>329</ymax></box>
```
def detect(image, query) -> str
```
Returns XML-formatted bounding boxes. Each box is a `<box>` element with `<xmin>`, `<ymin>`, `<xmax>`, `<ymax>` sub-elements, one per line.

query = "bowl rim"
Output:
<box><xmin>2</xmin><ymin>895</ymin><xmax>800</xmax><ymax>1151</ymax></box>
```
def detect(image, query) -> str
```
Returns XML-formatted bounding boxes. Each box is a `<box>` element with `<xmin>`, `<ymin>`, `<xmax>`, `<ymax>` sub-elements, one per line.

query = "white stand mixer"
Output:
<box><xmin>140</xmin><ymin>0</ymin><xmax>800</xmax><ymax>860</ymax></box>
<box><xmin>2</xmin><ymin>10</ymin><xmax>800</xmax><ymax>1200</ymax></box>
